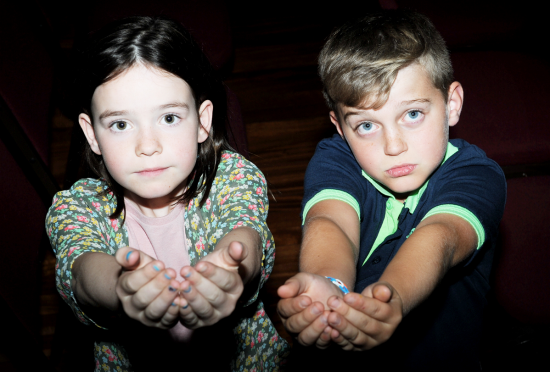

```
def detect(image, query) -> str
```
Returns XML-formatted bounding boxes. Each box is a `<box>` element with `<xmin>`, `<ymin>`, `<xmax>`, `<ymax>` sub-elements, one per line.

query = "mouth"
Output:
<box><xmin>136</xmin><ymin>167</ymin><xmax>168</xmax><ymax>177</ymax></box>
<box><xmin>386</xmin><ymin>164</ymin><xmax>416</xmax><ymax>177</ymax></box>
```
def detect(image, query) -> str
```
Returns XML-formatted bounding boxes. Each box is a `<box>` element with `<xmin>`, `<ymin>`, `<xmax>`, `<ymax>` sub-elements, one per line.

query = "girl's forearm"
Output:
<box><xmin>214</xmin><ymin>226</ymin><xmax>261</xmax><ymax>286</ymax></box>
<box><xmin>71</xmin><ymin>252</ymin><xmax>122</xmax><ymax>312</ymax></box>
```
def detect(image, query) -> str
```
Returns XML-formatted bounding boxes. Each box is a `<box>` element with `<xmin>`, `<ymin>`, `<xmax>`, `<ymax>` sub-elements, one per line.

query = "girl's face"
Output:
<box><xmin>79</xmin><ymin>64</ymin><xmax>212</xmax><ymax>211</ymax></box>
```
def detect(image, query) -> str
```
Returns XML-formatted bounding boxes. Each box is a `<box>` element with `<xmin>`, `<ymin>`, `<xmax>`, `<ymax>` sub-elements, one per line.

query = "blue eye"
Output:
<box><xmin>406</xmin><ymin>110</ymin><xmax>422</xmax><ymax>121</ymax></box>
<box><xmin>360</xmin><ymin>122</ymin><xmax>374</xmax><ymax>132</ymax></box>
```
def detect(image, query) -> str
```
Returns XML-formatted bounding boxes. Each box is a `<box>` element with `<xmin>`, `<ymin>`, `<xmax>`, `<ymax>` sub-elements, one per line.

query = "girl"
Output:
<box><xmin>46</xmin><ymin>16</ymin><xmax>288</xmax><ymax>371</ymax></box>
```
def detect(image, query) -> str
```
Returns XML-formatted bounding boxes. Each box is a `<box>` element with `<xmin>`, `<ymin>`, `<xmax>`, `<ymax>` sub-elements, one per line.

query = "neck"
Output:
<box><xmin>124</xmin><ymin>191</ymin><xmax>181</xmax><ymax>218</ymax></box>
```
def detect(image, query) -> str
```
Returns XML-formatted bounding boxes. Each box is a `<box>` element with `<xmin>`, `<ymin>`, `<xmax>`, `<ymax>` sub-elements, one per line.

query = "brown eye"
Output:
<box><xmin>165</xmin><ymin>115</ymin><xmax>174</xmax><ymax>123</ymax></box>
<box><xmin>114</xmin><ymin>121</ymin><xmax>127</xmax><ymax>130</ymax></box>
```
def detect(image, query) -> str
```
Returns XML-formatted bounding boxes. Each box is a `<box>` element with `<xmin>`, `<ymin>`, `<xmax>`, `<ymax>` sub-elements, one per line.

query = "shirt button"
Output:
<box><xmin>386</xmin><ymin>200</ymin><xmax>393</xmax><ymax>210</ymax></box>
<box><xmin>372</xmin><ymin>256</ymin><xmax>381</xmax><ymax>264</ymax></box>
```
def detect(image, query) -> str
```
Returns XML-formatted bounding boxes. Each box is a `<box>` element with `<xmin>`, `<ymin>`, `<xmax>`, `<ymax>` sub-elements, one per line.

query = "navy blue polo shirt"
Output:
<box><xmin>302</xmin><ymin>135</ymin><xmax>506</xmax><ymax>370</ymax></box>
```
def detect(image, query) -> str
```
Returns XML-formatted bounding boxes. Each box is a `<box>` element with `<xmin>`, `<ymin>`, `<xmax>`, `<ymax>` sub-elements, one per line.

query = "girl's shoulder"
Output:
<box><xmin>50</xmin><ymin>178</ymin><xmax>118</xmax><ymax>216</ymax></box>
<box><xmin>216</xmin><ymin>151</ymin><xmax>266</xmax><ymax>182</ymax></box>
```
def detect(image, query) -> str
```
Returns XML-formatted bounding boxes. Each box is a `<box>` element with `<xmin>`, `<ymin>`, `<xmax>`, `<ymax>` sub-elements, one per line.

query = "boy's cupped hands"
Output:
<box><xmin>277</xmin><ymin>273</ymin><xmax>403</xmax><ymax>351</ymax></box>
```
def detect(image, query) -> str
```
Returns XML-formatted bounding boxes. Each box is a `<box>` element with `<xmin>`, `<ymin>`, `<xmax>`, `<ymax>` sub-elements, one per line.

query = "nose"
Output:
<box><xmin>135</xmin><ymin>127</ymin><xmax>162</xmax><ymax>156</ymax></box>
<box><xmin>384</xmin><ymin>128</ymin><xmax>407</xmax><ymax>156</ymax></box>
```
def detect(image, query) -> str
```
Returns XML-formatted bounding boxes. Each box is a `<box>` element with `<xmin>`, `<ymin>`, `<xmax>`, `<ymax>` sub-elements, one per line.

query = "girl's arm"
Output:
<box><xmin>72</xmin><ymin>248</ymin><xmax>182</xmax><ymax>329</ymax></box>
<box><xmin>177</xmin><ymin>226</ymin><xmax>261</xmax><ymax>328</ymax></box>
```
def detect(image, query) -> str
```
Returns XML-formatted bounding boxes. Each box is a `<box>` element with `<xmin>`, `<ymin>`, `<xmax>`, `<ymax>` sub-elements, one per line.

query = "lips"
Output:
<box><xmin>136</xmin><ymin>167</ymin><xmax>168</xmax><ymax>177</ymax></box>
<box><xmin>386</xmin><ymin>164</ymin><xmax>416</xmax><ymax>177</ymax></box>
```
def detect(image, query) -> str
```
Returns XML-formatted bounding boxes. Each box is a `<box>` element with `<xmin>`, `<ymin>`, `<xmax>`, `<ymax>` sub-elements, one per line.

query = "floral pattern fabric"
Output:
<box><xmin>46</xmin><ymin>151</ymin><xmax>289</xmax><ymax>371</ymax></box>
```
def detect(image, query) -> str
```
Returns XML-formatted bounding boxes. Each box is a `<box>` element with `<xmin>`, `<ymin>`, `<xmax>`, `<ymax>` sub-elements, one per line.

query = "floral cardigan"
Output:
<box><xmin>46</xmin><ymin>152</ymin><xmax>289</xmax><ymax>371</ymax></box>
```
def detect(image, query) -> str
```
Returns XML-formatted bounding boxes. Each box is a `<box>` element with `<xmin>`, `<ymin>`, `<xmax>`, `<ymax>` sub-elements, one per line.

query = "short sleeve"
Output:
<box><xmin>185</xmin><ymin>152</ymin><xmax>274</xmax><ymax>306</ymax></box>
<box><xmin>45</xmin><ymin>178</ymin><xmax>127</xmax><ymax>327</ymax></box>
<box><xmin>302</xmin><ymin>135</ymin><xmax>365</xmax><ymax>222</ymax></box>
<box><xmin>422</xmin><ymin>141</ymin><xmax>506</xmax><ymax>254</ymax></box>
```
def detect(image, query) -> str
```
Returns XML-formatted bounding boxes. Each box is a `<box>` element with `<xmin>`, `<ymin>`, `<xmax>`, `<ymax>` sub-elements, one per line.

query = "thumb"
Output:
<box><xmin>225</xmin><ymin>241</ymin><xmax>247</xmax><ymax>268</ymax></box>
<box><xmin>277</xmin><ymin>273</ymin><xmax>312</xmax><ymax>299</ymax></box>
<box><xmin>372</xmin><ymin>282</ymin><xmax>394</xmax><ymax>303</ymax></box>
<box><xmin>115</xmin><ymin>247</ymin><xmax>154</xmax><ymax>271</ymax></box>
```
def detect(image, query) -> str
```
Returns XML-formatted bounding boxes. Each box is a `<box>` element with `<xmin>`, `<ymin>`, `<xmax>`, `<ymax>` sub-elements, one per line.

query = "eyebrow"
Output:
<box><xmin>98</xmin><ymin>102</ymin><xmax>190</xmax><ymax>121</ymax></box>
<box><xmin>99</xmin><ymin>110</ymin><xmax>128</xmax><ymax>121</ymax></box>
<box><xmin>399</xmin><ymin>98</ymin><xmax>431</xmax><ymax>106</ymax></box>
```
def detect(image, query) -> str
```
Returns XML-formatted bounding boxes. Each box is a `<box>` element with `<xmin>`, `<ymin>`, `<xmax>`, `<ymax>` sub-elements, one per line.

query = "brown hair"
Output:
<box><xmin>319</xmin><ymin>10</ymin><xmax>453</xmax><ymax>114</ymax></box>
<box><xmin>76</xmin><ymin>16</ymin><xmax>232</xmax><ymax>219</ymax></box>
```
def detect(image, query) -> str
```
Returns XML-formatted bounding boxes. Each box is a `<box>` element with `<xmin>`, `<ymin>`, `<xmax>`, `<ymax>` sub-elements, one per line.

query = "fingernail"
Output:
<box><xmin>197</xmin><ymin>264</ymin><xmax>206</xmax><ymax>273</ymax></box>
<box><xmin>184</xmin><ymin>286</ymin><xmax>192</xmax><ymax>293</ymax></box>
<box><xmin>171</xmin><ymin>302</ymin><xmax>177</xmax><ymax>306</ymax></box>
<box><xmin>330</xmin><ymin>298</ymin><xmax>341</xmax><ymax>308</ymax></box>
<box><xmin>311</xmin><ymin>306</ymin><xmax>321</xmax><ymax>316</ymax></box>
<box><xmin>164</xmin><ymin>273</ymin><xmax>172</xmax><ymax>280</ymax></box>
<box><xmin>153</xmin><ymin>265</ymin><xmax>160</xmax><ymax>271</ymax></box>
<box><xmin>299</xmin><ymin>298</ymin><xmax>309</xmax><ymax>308</ymax></box>
<box><xmin>126</xmin><ymin>251</ymin><xmax>133</xmax><ymax>261</ymax></box>
<box><xmin>320</xmin><ymin>315</ymin><xmax>328</xmax><ymax>325</ymax></box>
<box><xmin>331</xmin><ymin>317</ymin><xmax>340</xmax><ymax>326</ymax></box>
<box><xmin>345</xmin><ymin>296</ymin><xmax>355</xmax><ymax>305</ymax></box>
<box><xmin>183</xmin><ymin>304</ymin><xmax>189</xmax><ymax>309</ymax></box>
<box><xmin>169</xmin><ymin>286</ymin><xmax>176</xmax><ymax>292</ymax></box>
<box><xmin>184</xmin><ymin>271</ymin><xmax>192</xmax><ymax>278</ymax></box>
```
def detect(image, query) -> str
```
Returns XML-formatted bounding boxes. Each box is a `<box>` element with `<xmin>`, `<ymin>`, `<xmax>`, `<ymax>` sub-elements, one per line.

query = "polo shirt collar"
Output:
<box><xmin>361</xmin><ymin>142</ymin><xmax>459</xmax><ymax>213</ymax></box>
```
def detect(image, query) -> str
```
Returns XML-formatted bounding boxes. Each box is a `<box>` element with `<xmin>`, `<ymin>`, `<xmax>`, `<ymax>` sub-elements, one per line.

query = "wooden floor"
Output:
<box><xmin>17</xmin><ymin>1</ymin><xmax>380</xmax><ymax>368</ymax></box>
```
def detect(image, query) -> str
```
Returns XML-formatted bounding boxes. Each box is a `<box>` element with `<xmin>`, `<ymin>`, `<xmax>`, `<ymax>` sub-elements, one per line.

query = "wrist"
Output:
<box><xmin>325</xmin><ymin>276</ymin><xmax>350</xmax><ymax>295</ymax></box>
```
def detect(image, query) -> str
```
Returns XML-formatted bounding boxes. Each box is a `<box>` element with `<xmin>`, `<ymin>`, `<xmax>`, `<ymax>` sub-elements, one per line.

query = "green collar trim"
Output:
<box><xmin>361</xmin><ymin>142</ymin><xmax>458</xmax><ymax>213</ymax></box>
<box><xmin>360</xmin><ymin>142</ymin><xmax>459</xmax><ymax>265</ymax></box>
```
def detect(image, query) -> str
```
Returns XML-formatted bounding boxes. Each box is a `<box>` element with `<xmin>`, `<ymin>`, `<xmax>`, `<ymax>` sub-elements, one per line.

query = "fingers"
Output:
<box><xmin>177</xmin><ymin>263</ymin><xmax>243</xmax><ymax>328</ymax></box>
<box><xmin>142</xmin><ymin>282</ymin><xmax>181</xmax><ymax>328</ymax></box>
<box><xmin>119</xmin><ymin>260</ymin><xmax>170</xmax><ymax>295</ymax></box>
<box><xmin>283</xmin><ymin>301</ymin><xmax>324</xmax><ymax>334</ymax></box>
<box><xmin>277</xmin><ymin>295</ymin><xmax>312</xmax><ymax>319</ymax></box>
<box><xmin>326</xmin><ymin>294</ymin><xmax>398</xmax><ymax>350</ymax></box>
<box><xmin>192</xmin><ymin>262</ymin><xmax>243</xmax><ymax>296</ymax></box>
<box><xmin>115</xmin><ymin>247</ymin><xmax>154</xmax><ymax>271</ymax></box>
<box><xmin>293</xmin><ymin>309</ymin><xmax>332</xmax><ymax>347</ymax></box>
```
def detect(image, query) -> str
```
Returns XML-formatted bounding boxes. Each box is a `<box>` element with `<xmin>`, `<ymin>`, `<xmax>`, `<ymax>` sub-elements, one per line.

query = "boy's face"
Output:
<box><xmin>331</xmin><ymin>64</ymin><xmax>463</xmax><ymax>201</ymax></box>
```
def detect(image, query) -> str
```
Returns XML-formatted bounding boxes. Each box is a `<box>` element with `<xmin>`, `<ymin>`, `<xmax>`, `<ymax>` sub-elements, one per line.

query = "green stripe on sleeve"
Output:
<box><xmin>302</xmin><ymin>189</ymin><xmax>360</xmax><ymax>224</ymax></box>
<box><xmin>423</xmin><ymin>204</ymin><xmax>485</xmax><ymax>249</ymax></box>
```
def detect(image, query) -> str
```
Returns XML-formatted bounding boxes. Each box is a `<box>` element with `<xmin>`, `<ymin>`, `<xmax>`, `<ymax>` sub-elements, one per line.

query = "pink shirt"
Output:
<box><xmin>124</xmin><ymin>198</ymin><xmax>192</xmax><ymax>342</ymax></box>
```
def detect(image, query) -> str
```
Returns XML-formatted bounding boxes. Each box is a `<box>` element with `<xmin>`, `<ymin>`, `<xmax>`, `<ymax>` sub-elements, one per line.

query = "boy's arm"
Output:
<box><xmin>326</xmin><ymin>212</ymin><xmax>477</xmax><ymax>350</ymax></box>
<box><xmin>277</xmin><ymin>199</ymin><xmax>360</xmax><ymax>346</ymax></box>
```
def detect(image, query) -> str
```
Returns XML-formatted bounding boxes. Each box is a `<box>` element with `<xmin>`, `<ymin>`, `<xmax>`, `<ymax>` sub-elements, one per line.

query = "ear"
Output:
<box><xmin>197</xmin><ymin>100</ymin><xmax>213</xmax><ymax>143</ymax></box>
<box><xmin>447</xmin><ymin>82</ymin><xmax>464</xmax><ymax>127</ymax></box>
<box><xmin>78</xmin><ymin>113</ymin><xmax>101</xmax><ymax>155</ymax></box>
<box><xmin>330</xmin><ymin>110</ymin><xmax>345</xmax><ymax>138</ymax></box>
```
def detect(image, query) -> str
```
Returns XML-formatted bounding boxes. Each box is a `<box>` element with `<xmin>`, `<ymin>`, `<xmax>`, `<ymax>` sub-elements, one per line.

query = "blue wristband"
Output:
<box><xmin>325</xmin><ymin>276</ymin><xmax>350</xmax><ymax>294</ymax></box>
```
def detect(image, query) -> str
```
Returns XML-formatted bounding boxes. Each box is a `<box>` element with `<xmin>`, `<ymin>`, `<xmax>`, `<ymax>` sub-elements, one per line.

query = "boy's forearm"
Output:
<box><xmin>378</xmin><ymin>214</ymin><xmax>477</xmax><ymax>315</ymax></box>
<box><xmin>300</xmin><ymin>215</ymin><xmax>358</xmax><ymax>289</ymax></box>
<box><xmin>71</xmin><ymin>252</ymin><xmax>122</xmax><ymax>312</ymax></box>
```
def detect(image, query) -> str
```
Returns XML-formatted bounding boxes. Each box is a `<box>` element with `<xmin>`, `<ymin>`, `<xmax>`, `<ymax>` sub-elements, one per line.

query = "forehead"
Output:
<box><xmin>340</xmin><ymin>64</ymin><xmax>445</xmax><ymax>117</ymax></box>
<box><xmin>91</xmin><ymin>64</ymin><xmax>194</xmax><ymax>113</ymax></box>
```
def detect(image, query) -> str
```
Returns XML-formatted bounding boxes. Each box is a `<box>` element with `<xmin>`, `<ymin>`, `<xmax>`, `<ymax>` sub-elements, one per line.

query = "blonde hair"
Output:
<box><xmin>319</xmin><ymin>10</ymin><xmax>453</xmax><ymax>113</ymax></box>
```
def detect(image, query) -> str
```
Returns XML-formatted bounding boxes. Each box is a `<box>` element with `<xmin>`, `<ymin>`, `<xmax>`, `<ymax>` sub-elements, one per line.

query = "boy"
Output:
<box><xmin>277</xmin><ymin>10</ymin><xmax>506</xmax><ymax>371</ymax></box>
